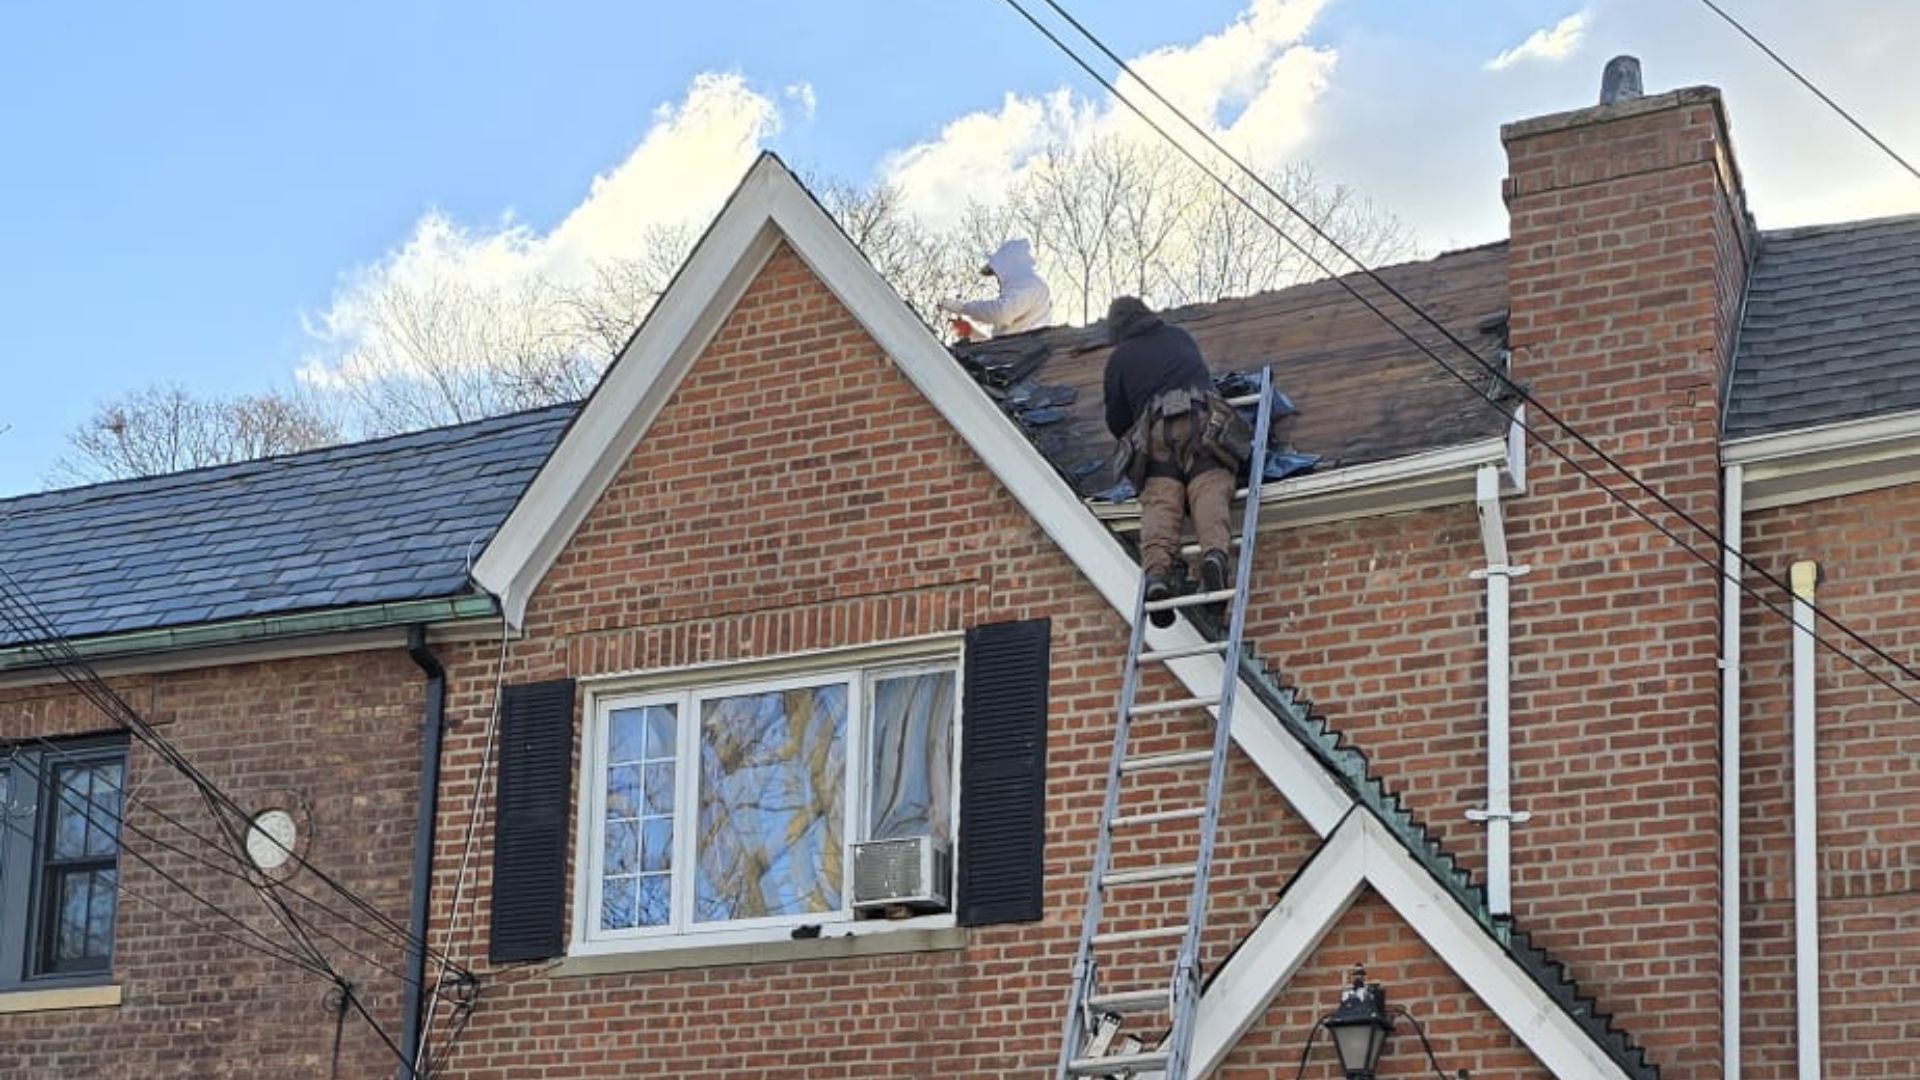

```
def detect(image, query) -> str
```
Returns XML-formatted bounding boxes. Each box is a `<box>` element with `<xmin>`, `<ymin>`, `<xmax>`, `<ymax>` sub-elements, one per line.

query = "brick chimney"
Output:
<box><xmin>1498</xmin><ymin>64</ymin><xmax>1753</xmax><ymax>1079</ymax></box>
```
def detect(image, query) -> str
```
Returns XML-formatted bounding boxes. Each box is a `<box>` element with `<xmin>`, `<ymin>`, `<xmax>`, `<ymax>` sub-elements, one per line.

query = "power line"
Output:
<box><xmin>1693</xmin><ymin>0</ymin><xmax>1920</xmax><ymax>183</ymax></box>
<box><xmin>0</xmin><ymin>571</ymin><xmax>471</xmax><ymax>980</ymax></box>
<box><xmin>0</xmin><ymin>581</ymin><xmax>436</xmax><ymax>1077</ymax></box>
<box><xmin>411</xmin><ymin>619</ymin><xmax>510</xmax><ymax>1074</ymax></box>
<box><xmin>994</xmin><ymin>0</ymin><xmax>1920</xmax><ymax>712</ymax></box>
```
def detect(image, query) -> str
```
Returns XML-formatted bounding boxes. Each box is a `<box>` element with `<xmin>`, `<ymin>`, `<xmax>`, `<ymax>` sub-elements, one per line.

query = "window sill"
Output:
<box><xmin>555</xmin><ymin>920</ymin><xmax>968</xmax><ymax>977</ymax></box>
<box><xmin>0</xmin><ymin>983</ymin><xmax>122</xmax><ymax>1015</ymax></box>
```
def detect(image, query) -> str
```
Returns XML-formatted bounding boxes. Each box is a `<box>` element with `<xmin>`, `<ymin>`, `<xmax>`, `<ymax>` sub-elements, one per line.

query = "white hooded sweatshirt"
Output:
<box><xmin>941</xmin><ymin>239</ymin><xmax>1052</xmax><ymax>336</ymax></box>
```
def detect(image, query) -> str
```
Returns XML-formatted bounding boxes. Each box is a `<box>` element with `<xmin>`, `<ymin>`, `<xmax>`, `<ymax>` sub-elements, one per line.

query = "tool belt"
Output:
<box><xmin>1110</xmin><ymin>386</ymin><xmax>1253</xmax><ymax>490</ymax></box>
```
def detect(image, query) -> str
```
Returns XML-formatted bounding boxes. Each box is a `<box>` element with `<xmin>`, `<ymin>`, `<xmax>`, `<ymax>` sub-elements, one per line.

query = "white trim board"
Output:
<box><xmin>1180</xmin><ymin>811</ymin><xmax>1636</xmax><ymax>1080</ymax></box>
<box><xmin>1723</xmin><ymin>408</ymin><xmax>1920</xmax><ymax>510</ymax></box>
<box><xmin>468</xmin><ymin>152</ymin><xmax>1638</xmax><ymax>1074</ymax></box>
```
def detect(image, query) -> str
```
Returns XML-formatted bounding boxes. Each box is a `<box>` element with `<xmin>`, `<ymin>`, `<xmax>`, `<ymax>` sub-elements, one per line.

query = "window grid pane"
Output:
<box><xmin>602</xmin><ymin>705</ymin><xmax>675</xmax><ymax>932</ymax></box>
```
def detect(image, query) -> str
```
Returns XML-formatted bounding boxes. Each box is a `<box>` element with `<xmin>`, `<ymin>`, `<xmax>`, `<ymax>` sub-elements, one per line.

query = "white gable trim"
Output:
<box><xmin>1185</xmin><ymin>811</ymin><xmax>1636</xmax><ymax>1080</ymax></box>
<box><xmin>471</xmin><ymin>155</ymin><xmax>1635</xmax><ymax>1074</ymax></box>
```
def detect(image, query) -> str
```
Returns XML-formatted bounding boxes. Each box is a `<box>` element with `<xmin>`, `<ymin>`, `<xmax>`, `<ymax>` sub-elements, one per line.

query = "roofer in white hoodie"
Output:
<box><xmin>939</xmin><ymin>239</ymin><xmax>1052</xmax><ymax>337</ymax></box>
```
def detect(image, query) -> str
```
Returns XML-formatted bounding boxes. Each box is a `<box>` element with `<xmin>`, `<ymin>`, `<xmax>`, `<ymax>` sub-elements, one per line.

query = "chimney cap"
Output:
<box><xmin>1600</xmin><ymin>56</ymin><xmax>1644</xmax><ymax>105</ymax></box>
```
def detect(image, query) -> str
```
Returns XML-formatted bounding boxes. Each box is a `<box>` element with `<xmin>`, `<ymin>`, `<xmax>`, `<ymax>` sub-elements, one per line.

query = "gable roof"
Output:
<box><xmin>1726</xmin><ymin>213</ymin><xmax>1920</xmax><ymax>439</ymax></box>
<box><xmin>472</xmin><ymin>151</ymin><xmax>1648</xmax><ymax>1078</ymax></box>
<box><xmin>0</xmin><ymin>404</ymin><xmax>572</xmax><ymax>648</ymax></box>
<box><xmin>951</xmin><ymin>242</ymin><xmax>1513</xmax><ymax>496</ymax></box>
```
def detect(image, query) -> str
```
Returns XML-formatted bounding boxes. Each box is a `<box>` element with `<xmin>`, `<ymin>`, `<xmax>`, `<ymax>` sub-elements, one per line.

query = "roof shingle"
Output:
<box><xmin>950</xmin><ymin>243</ymin><xmax>1516</xmax><ymax>495</ymax></box>
<box><xmin>1727</xmin><ymin>214</ymin><xmax>1920</xmax><ymax>439</ymax></box>
<box><xmin>0</xmin><ymin>404</ymin><xmax>575</xmax><ymax>647</ymax></box>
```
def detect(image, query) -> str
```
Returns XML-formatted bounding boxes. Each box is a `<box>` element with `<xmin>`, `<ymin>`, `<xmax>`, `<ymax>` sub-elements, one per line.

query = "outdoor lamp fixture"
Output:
<box><xmin>1324</xmin><ymin>964</ymin><xmax>1394</xmax><ymax>1080</ymax></box>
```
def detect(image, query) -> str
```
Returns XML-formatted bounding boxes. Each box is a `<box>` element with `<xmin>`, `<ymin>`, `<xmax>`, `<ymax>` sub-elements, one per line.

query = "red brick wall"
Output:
<box><xmin>1499</xmin><ymin>89</ymin><xmax>1753</xmax><ymax>1078</ymax></box>
<box><xmin>0</xmin><ymin>651</ymin><xmax>422</xmax><ymax>1078</ymax></box>
<box><xmin>1738</xmin><ymin>484</ymin><xmax>1920</xmax><ymax>1079</ymax></box>
<box><xmin>417</xmin><ymin>244</ymin><xmax>1556</xmax><ymax>1077</ymax></box>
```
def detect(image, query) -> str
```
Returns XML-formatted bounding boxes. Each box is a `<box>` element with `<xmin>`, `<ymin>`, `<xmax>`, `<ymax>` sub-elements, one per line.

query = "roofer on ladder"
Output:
<box><xmin>1103</xmin><ymin>296</ymin><xmax>1244</xmax><ymax>629</ymax></box>
<box><xmin>938</xmin><ymin>238</ymin><xmax>1052</xmax><ymax>338</ymax></box>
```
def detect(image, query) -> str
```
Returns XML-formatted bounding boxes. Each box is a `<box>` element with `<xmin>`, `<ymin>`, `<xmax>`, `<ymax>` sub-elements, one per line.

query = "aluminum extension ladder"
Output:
<box><xmin>1057</xmin><ymin>366</ymin><xmax>1277</xmax><ymax>1080</ymax></box>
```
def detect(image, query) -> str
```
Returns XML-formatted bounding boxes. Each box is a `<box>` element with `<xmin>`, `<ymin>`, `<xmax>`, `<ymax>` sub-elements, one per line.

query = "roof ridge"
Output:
<box><xmin>1223</xmin><ymin>641</ymin><xmax>1661</xmax><ymax>1079</ymax></box>
<box><xmin>1760</xmin><ymin>211</ymin><xmax>1920</xmax><ymax>242</ymax></box>
<box><xmin>0</xmin><ymin>401</ymin><xmax>580</xmax><ymax>516</ymax></box>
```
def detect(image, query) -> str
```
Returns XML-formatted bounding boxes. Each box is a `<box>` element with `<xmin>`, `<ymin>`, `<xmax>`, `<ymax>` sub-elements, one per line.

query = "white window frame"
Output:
<box><xmin>571</xmin><ymin>646</ymin><xmax>962</xmax><ymax>956</ymax></box>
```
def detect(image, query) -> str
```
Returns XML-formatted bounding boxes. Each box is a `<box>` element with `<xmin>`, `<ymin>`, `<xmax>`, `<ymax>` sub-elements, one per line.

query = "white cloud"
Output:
<box><xmin>300</xmin><ymin>72</ymin><xmax>790</xmax><ymax>389</ymax></box>
<box><xmin>1485</xmin><ymin>11</ymin><xmax>1588</xmax><ymax>72</ymax></box>
<box><xmin>880</xmin><ymin>0</ymin><xmax>1338</xmax><ymax>229</ymax></box>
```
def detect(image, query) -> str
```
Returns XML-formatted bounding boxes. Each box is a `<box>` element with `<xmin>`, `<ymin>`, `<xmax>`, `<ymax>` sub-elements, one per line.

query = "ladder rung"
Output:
<box><xmin>1103</xmin><ymin>863</ymin><xmax>1197</xmax><ymax>888</ymax></box>
<box><xmin>1225</xmin><ymin>393</ymin><xmax>1261</xmax><ymax>407</ymax></box>
<box><xmin>1129</xmin><ymin>695</ymin><xmax>1218</xmax><ymax>717</ymax></box>
<box><xmin>1138</xmin><ymin>641</ymin><xmax>1229</xmax><ymax>663</ymax></box>
<box><xmin>1119</xmin><ymin>750</ymin><xmax>1212</xmax><ymax>773</ymax></box>
<box><xmin>1143</xmin><ymin>588</ymin><xmax>1237</xmax><ymax>612</ymax></box>
<box><xmin>1066</xmin><ymin>1051</ymin><xmax>1171</xmax><ymax>1076</ymax></box>
<box><xmin>1092</xmin><ymin>925</ymin><xmax>1187</xmax><ymax>947</ymax></box>
<box><xmin>1179</xmin><ymin>536</ymin><xmax>1243</xmax><ymax>556</ymax></box>
<box><xmin>1110</xmin><ymin>805</ymin><xmax>1207</xmax><ymax>829</ymax></box>
<box><xmin>1087</xmin><ymin>989</ymin><xmax>1169</xmax><ymax>1014</ymax></box>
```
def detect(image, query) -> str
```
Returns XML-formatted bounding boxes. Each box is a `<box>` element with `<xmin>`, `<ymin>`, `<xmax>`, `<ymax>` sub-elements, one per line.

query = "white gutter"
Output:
<box><xmin>1720</xmin><ymin>463</ymin><xmax>1743</xmax><ymax>1080</ymax></box>
<box><xmin>1791</xmin><ymin>560</ymin><xmax>1822</xmax><ymax>1080</ymax></box>
<box><xmin>1466</xmin><ymin>464</ymin><xmax>1528</xmax><ymax>916</ymax></box>
<box><xmin>1095</xmin><ymin>435</ymin><xmax>1514</xmax><ymax>532</ymax></box>
<box><xmin>1722</xmin><ymin>407</ymin><xmax>1920</xmax><ymax>511</ymax></box>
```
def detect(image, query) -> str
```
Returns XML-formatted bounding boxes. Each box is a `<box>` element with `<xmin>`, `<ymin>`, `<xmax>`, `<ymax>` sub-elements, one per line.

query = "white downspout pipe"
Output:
<box><xmin>1468</xmin><ymin>464</ymin><xmax>1529</xmax><ymax>916</ymax></box>
<box><xmin>1791</xmin><ymin>560</ymin><xmax>1822</xmax><ymax>1080</ymax></box>
<box><xmin>1721</xmin><ymin>463</ymin><xmax>1743</xmax><ymax>1080</ymax></box>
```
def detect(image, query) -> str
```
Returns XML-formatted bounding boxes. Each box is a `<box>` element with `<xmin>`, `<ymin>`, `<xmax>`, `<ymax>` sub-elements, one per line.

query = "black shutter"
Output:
<box><xmin>957</xmin><ymin>618</ymin><xmax>1051</xmax><ymax>926</ymax></box>
<box><xmin>489</xmin><ymin>678</ymin><xmax>576</xmax><ymax>962</ymax></box>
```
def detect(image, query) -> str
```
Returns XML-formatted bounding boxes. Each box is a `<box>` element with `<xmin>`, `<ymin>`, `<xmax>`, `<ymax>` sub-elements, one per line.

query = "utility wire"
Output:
<box><xmin>996</xmin><ymin>0</ymin><xmax>1920</xmax><ymax>712</ymax></box>
<box><xmin>0</xmin><ymin>745</ymin><xmax>422</xmax><ymax>1077</ymax></box>
<box><xmin>411</xmin><ymin>613</ymin><xmax>511</xmax><ymax>1073</ymax></box>
<box><xmin>0</xmin><ymin>570</ymin><xmax>471</xmax><ymax>980</ymax></box>
<box><xmin>1694</xmin><ymin>0</ymin><xmax>1920</xmax><ymax>183</ymax></box>
<box><xmin>0</xmin><ymin>780</ymin><xmax>333</xmax><ymax>979</ymax></box>
<box><xmin>0</xmin><ymin>582</ymin><xmax>434</xmax><ymax>1077</ymax></box>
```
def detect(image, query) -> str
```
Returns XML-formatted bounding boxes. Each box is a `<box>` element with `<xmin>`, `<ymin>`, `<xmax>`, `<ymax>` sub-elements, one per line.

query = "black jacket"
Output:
<box><xmin>1103</xmin><ymin>313</ymin><xmax>1212</xmax><ymax>438</ymax></box>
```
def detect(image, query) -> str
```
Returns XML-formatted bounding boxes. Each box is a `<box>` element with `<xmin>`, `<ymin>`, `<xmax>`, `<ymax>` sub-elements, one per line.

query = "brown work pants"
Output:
<box><xmin>1140</xmin><ymin>414</ymin><xmax>1233</xmax><ymax>580</ymax></box>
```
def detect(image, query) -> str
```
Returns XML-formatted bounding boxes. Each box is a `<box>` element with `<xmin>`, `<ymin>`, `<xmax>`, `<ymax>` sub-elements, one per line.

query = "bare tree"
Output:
<box><xmin>52</xmin><ymin>385</ymin><xmax>341</xmax><ymax>484</ymax></box>
<box><xmin>56</xmin><ymin>147</ymin><xmax>1418</xmax><ymax>484</ymax></box>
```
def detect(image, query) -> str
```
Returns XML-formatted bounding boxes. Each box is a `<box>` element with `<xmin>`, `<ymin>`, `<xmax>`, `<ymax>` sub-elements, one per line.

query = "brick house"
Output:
<box><xmin>1</xmin><ymin>72</ymin><xmax>1915</xmax><ymax>1079</ymax></box>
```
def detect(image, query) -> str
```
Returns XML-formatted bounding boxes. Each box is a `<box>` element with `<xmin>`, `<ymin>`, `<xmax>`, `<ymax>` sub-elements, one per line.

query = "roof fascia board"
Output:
<box><xmin>471</xmin><ymin>162</ymin><xmax>787</xmax><ymax>625</ymax></box>
<box><xmin>0</xmin><ymin>598</ymin><xmax>504</xmax><ymax>688</ymax></box>
<box><xmin>1723</xmin><ymin>408</ymin><xmax>1920</xmax><ymax>510</ymax></box>
<box><xmin>1095</xmin><ymin>436</ymin><xmax>1514</xmax><ymax>534</ymax></box>
<box><xmin>1184</xmin><ymin>812</ymin><xmax>1635</xmax><ymax>1080</ymax></box>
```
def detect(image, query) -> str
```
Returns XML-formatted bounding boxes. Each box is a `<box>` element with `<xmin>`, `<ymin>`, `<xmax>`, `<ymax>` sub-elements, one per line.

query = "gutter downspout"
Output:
<box><xmin>1791</xmin><ymin>561</ymin><xmax>1822</xmax><ymax>1080</ymax></box>
<box><xmin>1468</xmin><ymin>464</ymin><xmax>1529</xmax><ymax>918</ymax></box>
<box><xmin>1721</xmin><ymin>464</ymin><xmax>1743</xmax><ymax>1080</ymax></box>
<box><xmin>400</xmin><ymin>625</ymin><xmax>447</xmax><ymax>1080</ymax></box>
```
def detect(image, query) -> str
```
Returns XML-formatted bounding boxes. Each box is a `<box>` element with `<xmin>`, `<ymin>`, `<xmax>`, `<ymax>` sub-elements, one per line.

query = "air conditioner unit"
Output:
<box><xmin>851</xmin><ymin>836</ymin><xmax>952</xmax><ymax>912</ymax></box>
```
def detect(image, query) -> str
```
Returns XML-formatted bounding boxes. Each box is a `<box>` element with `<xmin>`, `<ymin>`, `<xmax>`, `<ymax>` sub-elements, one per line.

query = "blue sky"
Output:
<box><xmin>4</xmin><ymin>0</ymin><xmax>1918</xmax><ymax>496</ymax></box>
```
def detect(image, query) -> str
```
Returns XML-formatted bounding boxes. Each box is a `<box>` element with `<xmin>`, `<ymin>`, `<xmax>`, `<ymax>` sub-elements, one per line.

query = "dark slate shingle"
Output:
<box><xmin>1727</xmin><ymin>214</ymin><xmax>1920</xmax><ymax>439</ymax></box>
<box><xmin>0</xmin><ymin>403</ymin><xmax>576</xmax><ymax>648</ymax></box>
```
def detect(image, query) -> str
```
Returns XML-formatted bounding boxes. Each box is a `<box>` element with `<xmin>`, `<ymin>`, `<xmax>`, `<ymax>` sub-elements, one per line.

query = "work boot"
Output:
<box><xmin>1201</xmin><ymin>549</ymin><xmax>1230</xmax><ymax>594</ymax></box>
<box><xmin>1145</xmin><ymin>575</ymin><xmax>1175</xmax><ymax>628</ymax></box>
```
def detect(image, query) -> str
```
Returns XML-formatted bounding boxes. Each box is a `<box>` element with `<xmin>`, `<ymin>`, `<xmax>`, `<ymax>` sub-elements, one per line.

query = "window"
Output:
<box><xmin>577</xmin><ymin>659</ymin><xmax>958</xmax><ymax>948</ymax></box>
<box><xmin>0</xmin><ymin>739</ymin><xmax>126</xmax><ymax>989</ymax></box>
